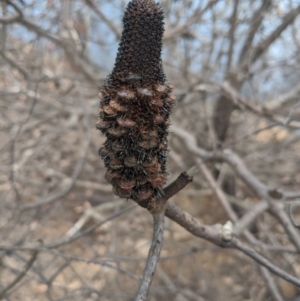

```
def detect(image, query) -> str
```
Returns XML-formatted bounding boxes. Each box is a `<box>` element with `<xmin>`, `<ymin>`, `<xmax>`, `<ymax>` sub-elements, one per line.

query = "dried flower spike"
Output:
<box><xmin>97</xmin><ymin>0</ymin><xmax>176</xmax><ymax>208</ymax></box>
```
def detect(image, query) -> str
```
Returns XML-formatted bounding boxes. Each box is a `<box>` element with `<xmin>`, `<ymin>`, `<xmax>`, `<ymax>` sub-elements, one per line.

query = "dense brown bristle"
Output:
<box><xmin>109</xmin><ymin>0</ymin><xmax>165</xmax><ymax>86</ymax></box>
<box><xmin>97</xmin><ymin>0</ymin><xmax>176</xmax><ymax>208</ymax></box>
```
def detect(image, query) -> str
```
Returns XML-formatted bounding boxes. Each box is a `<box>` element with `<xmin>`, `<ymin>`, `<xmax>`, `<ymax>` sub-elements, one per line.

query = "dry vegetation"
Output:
<box><xmin>0</xmin><ymin>0</ymin><xmax>300</xmax><ymax>300</ymax></box>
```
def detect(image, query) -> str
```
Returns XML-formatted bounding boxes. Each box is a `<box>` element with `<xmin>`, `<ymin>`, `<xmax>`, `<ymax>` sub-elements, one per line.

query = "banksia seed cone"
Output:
<box><xmin>97</xmin><ymin>0</ymin><xmax>176</xmax><ymax>208</ymax></box>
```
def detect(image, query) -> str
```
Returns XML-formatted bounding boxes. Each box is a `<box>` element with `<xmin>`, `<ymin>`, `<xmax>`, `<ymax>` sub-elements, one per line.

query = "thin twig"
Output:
<box><xmin>46</xmin><ymin>205</ymin><xmax>134</xmax><ymax>249</ymax></box>
<box><xmin>251</xmin><ymin>3</ymin><xmax>300</xmax><ymax>64</ymax></box>
<box><xmin>271</xmin><ymin>202</ymin><xmax>300</xmax><ymax>251</ymax></box>
<box><xmin>288</xmin><ymin>204</ymin><xmax>300</xmax><ymax>229</ymax></box>
<box><xmin>171</xmin><ymin>125</ymin><xmax>268</xmax><ymax>198</ymax></box>
<box><xmin>158</xmin><ymin>172</ymin><xmax>193</xmax><ymax>206</ymax></box>
<box><xmin>0</xmin><ymin>248</ymin><xmax>39</xmax><ymax>299</ymax></box>
<box><xmin>84</xmin><ymin>0</ymin><xmax>121</xmax><ymax>39</ymax></box>
<box><xmin>156</xmin><ymin>266</ymin><xmax>195</xmax><ymax>301</ymax></box>
<box><xmin>260</xmin><ymin>267</ymin><xmax>284</xmax><ymax>301</ymax></box>
<box><xmin>222</xmin><ymin>81</ymin><xmax>300</xmax><ymax>129</ymax></box>
<box><xmin>196</xmin><ymin>158</ymin><xmax>238</xmax><ymax>222</ymax></box>
<box><xmin>238</xmin><ymin>0</ymin><xmax>272</xmax><ymax>63</ymax></box>
<box><xmin>0</xmin><ymin>205</ymin><xmax>128</xmax><ymax>258</ymax></box>
<box><xmin>135</xmin><ymin>212</ymin><xmax>165</xmax><ymax>301</ymax></box>
<box><xmin>0</xmin><ymin>206</ymin><xmax>134</xmax><ymax>251</ymax></box>
<box><xmin>21</xmin><ymin>87</ymin><xmax>90</xmax><ymax>210</ymax></box>
<box><xmin>234</xmin><ymin>202</ymin><xmax>269</xmax><ymax>235</ymax></box>
<box><xmin>195</xmin><ymin>157</ymin><xmax>266</xmax><ymax>246</ymax></box>
<box><xmin>232</xmin><ymin>238</ymin><xmax>300</xmax><ymax>287</ymax></box>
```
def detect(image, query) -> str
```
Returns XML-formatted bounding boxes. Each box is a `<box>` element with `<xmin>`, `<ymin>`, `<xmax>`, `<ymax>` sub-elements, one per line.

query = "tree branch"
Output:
<box><xmin>84</xmin><ymin>0</ymin><xmax>121</xmax><ymax>39</ymax></box>
<box><xmin>226</xmin><ymin>0</ymin><xmax>239</xmax><ymax>70</ymax></box>
<box><xmin>135</xmin><ymin>212</ymin><xmax>165</xmax><ymax>301</ymax></box>
<box><xmin>234</xmin><ymin>202</ymin><xmax>269</xmax><ymax>236</ymax></box>
<box><xmin>134</xmin><ymin>172</ymin><xmax>192</xmax><ymax>300</ymax></box>
<box><xmin>0</xmin><ymin>248</ymin><xmax>39</xmax><ymax>299</ymax></box>
<box><xmin>21</xmin><ymin>87</ymin><xmax>90</xmax><ymax>210</ymax></box>
<box><xmin>251</xmin><ymin>4</ymin><xmax>300</xmax><ymax>63</ymax></box>
<box><xmin>196</xmin><ymin>157</ymin><xmax>239</xmax><ymax>222</ymax></box>
<box><xmin>156</xmin><ymin>172</ymin><xmax>193</xmax><ymax>209</ymax></box>
<box><xmin>238</xmin><ymin>0</ymin><xmax>272</xmax><ymax>64</ymax></box>
<box><xmin>270</xmin><ymin>203</ymin><xmax>300</xmax><ymax>251</ymax></box>
<box><xmin>0</xmin><ymin>0</ymin><xmax>22</xmax><ymax>24</ymax></box>
<box><xmin>288</xmin><ymin>204</ymin><xmax>300</xmax><ymax>230</ymax></box>
<box><xmin>171</xmin><ymin>125</ymin><xmax>268</xmax><ymax>198</ymax></box>
<box><xmin>232</xmin><ymin>238</ymin><xmax>300</xmax><ymax>287</ymax></box>
<box><xmin>164</xmin><ymin>0</ymin><xmax>219</xmax><ymax>40</ymax></box>
<box><xmin>221</xmin><ymin>81</ymin><xmax>300</xmax><ymax>130</ymax></box>
<box><xmin>260</xmin><ymin>266</ymin><xmax>285</xmax><ymax>301</ymax></box>
<box><xmin>171</xmin><ymin>125</ymin><xmax>300</xmax><ymax>251</ymax></box>
<box><xmin>165</xmin><ymin>201</ymin><xmax>225</xmax><ymax>245</ymax></box>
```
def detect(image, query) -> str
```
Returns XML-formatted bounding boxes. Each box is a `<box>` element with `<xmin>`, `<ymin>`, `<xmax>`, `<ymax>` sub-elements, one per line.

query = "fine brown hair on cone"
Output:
<box><xmin>97</xmin><ymin>0</ymin><xmax>176</xmax><ymax>208</ymax></box>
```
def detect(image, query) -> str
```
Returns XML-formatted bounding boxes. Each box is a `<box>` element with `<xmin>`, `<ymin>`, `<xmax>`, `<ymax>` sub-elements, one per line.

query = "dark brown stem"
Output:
<box><xmin>162</xmin><ymin>172</ymin><xmax>193</xmax><ymax>202</ymax></box>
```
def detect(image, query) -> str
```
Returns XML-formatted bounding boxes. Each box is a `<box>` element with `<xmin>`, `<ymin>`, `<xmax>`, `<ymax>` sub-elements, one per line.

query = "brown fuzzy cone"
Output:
<box><xmin>97</xmin><ymin>0</ymin><xmax>176</xmax><ymax>208</ymax></box>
